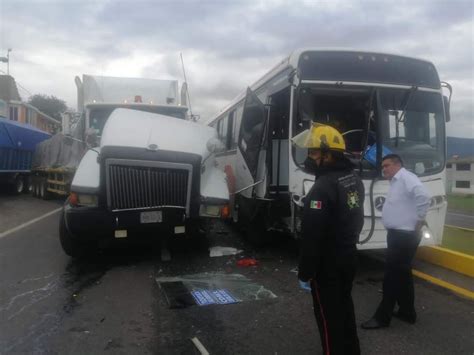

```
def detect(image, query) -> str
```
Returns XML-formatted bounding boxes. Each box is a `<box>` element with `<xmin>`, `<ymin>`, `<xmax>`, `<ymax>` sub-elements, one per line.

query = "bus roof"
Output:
<box><xmin>206</xmin><ymin>48</ymin><xmax>439</xmax><ymax>125</ymax></box>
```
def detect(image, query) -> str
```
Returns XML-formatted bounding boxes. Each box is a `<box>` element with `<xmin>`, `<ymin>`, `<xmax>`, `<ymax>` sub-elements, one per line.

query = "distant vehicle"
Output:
<box><xmin>51</xmin><ymin>75</ymin><xmax>229</xmax><ymax>257</ymax></box>
<box><xmin>206</xmin><ymin>49</ymin><xmax>452</xmax><ymax>249</ymax></box>
<box><xmin>0</xmin><ymin>116</ymin><xmax>50</xmax><ymax>193</ymax></box>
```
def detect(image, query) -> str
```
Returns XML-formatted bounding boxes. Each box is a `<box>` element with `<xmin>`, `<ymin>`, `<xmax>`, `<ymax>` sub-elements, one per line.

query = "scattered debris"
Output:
<box><xmin>209</xmin><ymin>246</ymin><xmax>242</xmax><ymax>257</ymax></box>
<box><xmin>290</xmin><ymin>267</ymin><xmax>298</xmax><ymax>274</ymax></box>
<box><xmin>299</xmin><ymin>280</ymin><xmax>311</xmax><ymax>292</ymax></box>
<box><xmin>237</xmin><ymin>258</ymin><xmax>258</xmax><ymax>267</ymax></box>
<box><xmin>191</xmin><ymin>337</ymin><xmax>210</xmax><ymax>355</ymax></box>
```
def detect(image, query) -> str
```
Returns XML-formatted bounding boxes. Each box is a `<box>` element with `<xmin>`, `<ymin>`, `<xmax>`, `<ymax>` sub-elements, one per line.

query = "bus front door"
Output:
<box><xmin>235</xmin><ymin>88</ymin><xmax>268</xmax><ymax>199</ymax></box>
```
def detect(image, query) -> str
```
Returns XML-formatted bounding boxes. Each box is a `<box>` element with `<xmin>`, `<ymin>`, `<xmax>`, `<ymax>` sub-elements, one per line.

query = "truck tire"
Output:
<box><xmin>39</xmin><ymin>178</ymin><xmax>51</xmax><ymax>200</ymax></box>
<box><xmin>23</xmin><ymin>176</ymin><xmax>32</xmax><ymax>194</ymax></box>
<box><xmin>33</xmin><ymin>179</ymin><xmax>39</xmax><ymax>197</ymax></box>
<box><xmin>13</xmin><ymin>175</ymin><xmax>24</xmax><ymax>195</ymax></box>
<box><xmin>59</xmin><ymin>211</ymin><xmax>88</xmax><ymax>257</ymax></box>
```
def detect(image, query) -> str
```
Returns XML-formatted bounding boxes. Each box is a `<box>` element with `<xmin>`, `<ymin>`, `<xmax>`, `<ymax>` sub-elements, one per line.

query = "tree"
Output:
<box><xmin>28</xmin><ymin>94</ymin><xmax>67</xmax><ymax>122</ymax></box>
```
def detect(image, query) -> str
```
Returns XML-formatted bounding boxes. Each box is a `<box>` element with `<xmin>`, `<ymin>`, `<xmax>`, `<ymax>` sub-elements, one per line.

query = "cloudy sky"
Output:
<box><xmin>0</xmin><ymin>0</ymin><xmax>472</xmax><ymax>137</ymax></box>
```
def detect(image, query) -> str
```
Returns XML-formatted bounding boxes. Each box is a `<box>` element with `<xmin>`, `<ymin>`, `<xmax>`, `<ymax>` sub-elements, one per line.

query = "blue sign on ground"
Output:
<box><xmin>191</xmin><ymin>289</ymin><xmax>238</xmax><ymax>306</ymax></box>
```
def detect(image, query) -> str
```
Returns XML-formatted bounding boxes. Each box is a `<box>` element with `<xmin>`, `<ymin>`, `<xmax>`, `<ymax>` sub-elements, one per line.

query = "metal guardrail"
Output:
<box><xmin>445</xmin><ymin>224</ymin><xmax>474</xmax><ymax>232</ymax></box>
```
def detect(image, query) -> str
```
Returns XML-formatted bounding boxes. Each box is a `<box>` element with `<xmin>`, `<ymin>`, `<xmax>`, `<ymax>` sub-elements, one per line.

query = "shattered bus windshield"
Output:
<box><xmin>379</xmin><ymin>88</ymin><xmax>445</xmax><ymax>175</ymax></box>
<box><xmin>293</xmin><ymin>86</ymin><xmax>445</xmax><ymax>176</ymax></box>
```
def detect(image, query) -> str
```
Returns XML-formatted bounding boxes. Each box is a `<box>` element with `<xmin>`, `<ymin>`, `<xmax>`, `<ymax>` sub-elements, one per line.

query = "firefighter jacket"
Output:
<box><xmin>298</xmin><ymin>158</ymin><xmax>365</xmax><ymax>282</ymax></box>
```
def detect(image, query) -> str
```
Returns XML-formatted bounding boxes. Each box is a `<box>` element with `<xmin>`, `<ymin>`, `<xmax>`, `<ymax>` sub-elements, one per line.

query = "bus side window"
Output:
<box><xmin>234</xmin><ymin>105</ymin><xmax>244</xmax><ymax>149</ymax></box>
<box><xmin>221</xmin><ymin>116</ymin><xmax>228</xmax><ymax>145</ymax></box>
<box><xmin>226</xmin><ymin>111</ymin><xmax>235</xmax><ymax>150</ymax></box>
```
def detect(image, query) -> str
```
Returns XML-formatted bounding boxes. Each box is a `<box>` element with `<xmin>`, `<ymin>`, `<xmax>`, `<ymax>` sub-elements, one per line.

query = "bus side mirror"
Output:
<box><xmin>443</xmin><ymin>96</ymin><xmax>451</xmax><ymax>122</ymax></box>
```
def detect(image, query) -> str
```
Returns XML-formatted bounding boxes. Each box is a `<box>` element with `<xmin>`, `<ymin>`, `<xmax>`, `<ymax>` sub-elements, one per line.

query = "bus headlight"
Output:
<box><xmin>421</xmin><ymin>225</ymin><xmax>432</xmax><ymax>239</ymax></box>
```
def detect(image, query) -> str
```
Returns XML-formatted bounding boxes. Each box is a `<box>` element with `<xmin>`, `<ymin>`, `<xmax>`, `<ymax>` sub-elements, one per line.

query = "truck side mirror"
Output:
<box><xmin>443</xmin><ymin>96</ymin><xmax>451</xmax><ymax>122</ymax></box>
<box><xmin>64</xmin><ymin>135</ymin><xmax>74</xmax><ymax>146</ymax></box>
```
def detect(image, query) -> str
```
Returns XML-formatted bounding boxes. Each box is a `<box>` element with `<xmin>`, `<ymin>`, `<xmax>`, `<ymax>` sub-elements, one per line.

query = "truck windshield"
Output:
<box><xmin>292</xmin><ymin>86</ymin><xmax>445</xmax><ymax>176</ymax></box>
<box><xmin>88</xmin><ymin>105</ymin><xmax>187</xmax><ymax>136</ymax></box>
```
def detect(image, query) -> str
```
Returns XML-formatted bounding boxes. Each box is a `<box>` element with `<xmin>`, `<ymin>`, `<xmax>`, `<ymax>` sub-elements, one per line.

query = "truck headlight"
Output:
<box><xmin>200</xmin><ymin>205</ymin><xmax>221</xmax><ymax>217</ymax></box>
<box><xmin>199</xmin><ymin>204</ymin><xmax>230</xmax><ymax>218</ymax></box>
<box><xmin>77</xmin><ymin>194</ymin><xmax>98</xmax><ymax>207</ymax></box>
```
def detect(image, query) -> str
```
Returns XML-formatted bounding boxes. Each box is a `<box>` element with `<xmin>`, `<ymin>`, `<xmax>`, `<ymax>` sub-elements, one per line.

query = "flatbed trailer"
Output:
<box><xmin>31</xmin><ymin>166</ymin><xmax>76</xmax><ymax>199</ymax></box>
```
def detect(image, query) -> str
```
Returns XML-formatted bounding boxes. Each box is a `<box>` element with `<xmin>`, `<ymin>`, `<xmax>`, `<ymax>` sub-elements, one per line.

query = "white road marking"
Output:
<box><xmin>0</xmin><ymin>207</ymin><xmax>62</xmax><ymax>239</ymax></box>
<box><xmin>191</xmin><ymin>337</ymin><xmax>210</xmax><ymax>355</ymax></box>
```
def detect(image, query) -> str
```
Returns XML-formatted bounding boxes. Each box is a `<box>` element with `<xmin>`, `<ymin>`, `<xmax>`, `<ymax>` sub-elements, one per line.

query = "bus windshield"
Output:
<box><xmin>379</xmin><ymin>88</ymin><xmax>445</xmax><ymax>175</ymax></box>
<box><xmin>292</xmin><ymin>86</ymin><xmax>445</xmax><ymax>177</ymax></box>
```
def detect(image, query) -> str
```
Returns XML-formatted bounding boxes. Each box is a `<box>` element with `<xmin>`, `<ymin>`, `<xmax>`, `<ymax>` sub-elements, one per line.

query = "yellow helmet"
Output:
<box><xmin>292</xmin><ymin>122</ymin><xmax>346</xmax><ymax>151</ymax></box>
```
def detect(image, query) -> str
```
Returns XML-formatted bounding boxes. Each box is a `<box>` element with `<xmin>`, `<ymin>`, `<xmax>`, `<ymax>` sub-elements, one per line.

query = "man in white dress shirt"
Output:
<box><xmin>361</xmin><ymin>154</ymin><xmax>431</xmax><ymax>329</ymax></box>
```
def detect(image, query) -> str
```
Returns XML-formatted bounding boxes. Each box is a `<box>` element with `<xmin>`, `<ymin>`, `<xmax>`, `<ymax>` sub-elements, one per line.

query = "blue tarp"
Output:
<box><xmin>0</xmin><ymin>117</ymin><xmax>51</xmax><ymax>151</ymax></box>
<box><xmin>0</xmin><ymin>117</ymin><xmax>51</xmax><ymax>171</ymax></box>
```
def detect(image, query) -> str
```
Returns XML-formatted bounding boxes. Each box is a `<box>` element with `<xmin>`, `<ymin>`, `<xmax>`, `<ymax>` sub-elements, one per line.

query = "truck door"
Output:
<box><xmin>235</xmin><ymin>88</ymin><xmax>268</xmax><ymax>198</ymax></box>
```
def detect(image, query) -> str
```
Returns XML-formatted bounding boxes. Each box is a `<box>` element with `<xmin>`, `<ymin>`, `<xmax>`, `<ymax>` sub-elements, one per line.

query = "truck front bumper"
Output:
<box><xmin>64</xmin><ymin>203</ymin><xmax>190</xmax><ymax>241</ymax></box>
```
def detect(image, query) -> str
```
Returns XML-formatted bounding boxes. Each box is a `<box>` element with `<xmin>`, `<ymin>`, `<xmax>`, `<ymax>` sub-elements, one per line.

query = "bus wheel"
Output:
<box><xmin>246</xmin><ymin>219</ymin><xmax>270</xmax><ymax>247</ymax></box>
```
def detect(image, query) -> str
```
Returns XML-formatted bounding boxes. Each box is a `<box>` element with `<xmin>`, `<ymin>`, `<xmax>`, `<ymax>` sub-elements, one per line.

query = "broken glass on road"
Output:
<box><xmin>156</xmin><ymin>272</ymin><xmax>277</xmax><ymax>308</ymax></box>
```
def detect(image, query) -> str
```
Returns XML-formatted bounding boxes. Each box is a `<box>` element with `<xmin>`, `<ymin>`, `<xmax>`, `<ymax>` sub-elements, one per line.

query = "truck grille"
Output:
<box><xmin>106</xmin><ymin>159</ymin><xmax>192</xmax><ymax>213</ymax></box>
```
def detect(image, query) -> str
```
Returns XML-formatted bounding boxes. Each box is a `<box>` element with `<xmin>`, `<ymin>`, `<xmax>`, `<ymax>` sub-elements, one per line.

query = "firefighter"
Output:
<box><xmin>294</xmin><ymin>123</ymin><xmax>365</xmax><ymax>355</ymax></box>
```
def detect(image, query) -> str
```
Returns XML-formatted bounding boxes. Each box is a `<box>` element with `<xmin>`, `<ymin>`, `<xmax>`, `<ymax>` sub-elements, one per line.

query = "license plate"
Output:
<box><xmin>140</xmin><ymin>211</ymin><xmax>162</xmax><ymax>224</ymax></box>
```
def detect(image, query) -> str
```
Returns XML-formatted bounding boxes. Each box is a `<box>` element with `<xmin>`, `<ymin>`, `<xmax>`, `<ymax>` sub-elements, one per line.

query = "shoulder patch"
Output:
<box><xmin>310</xmin><ymin>200</ymin><xmax>322</xmax><ymax>209</ymax></box>
<box><xmin>347</xmin><ymin>191</ymin><xmax>360</xmax><ymax>209</ymax></box>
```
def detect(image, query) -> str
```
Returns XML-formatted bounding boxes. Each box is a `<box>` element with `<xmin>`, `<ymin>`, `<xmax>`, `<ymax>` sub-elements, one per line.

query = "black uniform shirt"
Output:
<box><xmin>298</xmin><ymin>158</ymin><xmax>365</xmax><ymax>282</ymax></box>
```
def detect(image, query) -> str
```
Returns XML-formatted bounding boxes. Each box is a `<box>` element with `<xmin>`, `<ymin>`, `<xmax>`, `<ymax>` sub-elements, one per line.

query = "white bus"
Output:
<box><xmin>206</xmin><ymin>49</ymin><xmax>451</xmax><ymax>249</ymax></box>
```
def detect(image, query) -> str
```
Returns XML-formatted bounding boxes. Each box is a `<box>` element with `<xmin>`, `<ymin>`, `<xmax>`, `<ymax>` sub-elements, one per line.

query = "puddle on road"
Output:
<box><xmin>156</xmin><ymin>272</ymin><xmax>277</xmax><ymax>308</ymax></box>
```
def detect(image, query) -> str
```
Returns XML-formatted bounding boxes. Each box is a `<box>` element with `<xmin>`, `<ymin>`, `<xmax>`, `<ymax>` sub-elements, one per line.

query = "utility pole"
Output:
<box><xmin>0</xmin><ymin>48</ymin><xmax>12</xmax><ymax>75</ymax></box>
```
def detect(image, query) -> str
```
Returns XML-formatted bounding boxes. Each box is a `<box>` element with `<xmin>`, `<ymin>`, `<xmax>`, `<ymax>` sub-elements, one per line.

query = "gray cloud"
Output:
<box><xmin>0</xmin><ymin>0</ymin><xmax>472</xmax><ymax>137</ymax></box>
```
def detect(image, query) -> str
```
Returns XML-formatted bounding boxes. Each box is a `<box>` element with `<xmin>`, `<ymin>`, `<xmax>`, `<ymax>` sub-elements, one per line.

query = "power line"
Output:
<box><xmin>0</xmin><ymin>68</ymin><xmax>33</xmax><ymax>97</ymax></box>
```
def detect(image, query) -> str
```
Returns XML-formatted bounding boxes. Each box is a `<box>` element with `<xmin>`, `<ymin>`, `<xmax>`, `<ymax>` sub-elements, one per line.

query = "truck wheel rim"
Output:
<box><xmin>16</xmin><ymin>180</ymin><xmax>24</xmax><ymax>193</ymax></box>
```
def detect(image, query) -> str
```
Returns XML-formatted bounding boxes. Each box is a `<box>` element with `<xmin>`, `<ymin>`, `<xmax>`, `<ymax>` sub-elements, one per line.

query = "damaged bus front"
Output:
<box><xmin>208</xmin><ymin>49</ymin><xmax>451</xmax><ymax>249</ymax></box>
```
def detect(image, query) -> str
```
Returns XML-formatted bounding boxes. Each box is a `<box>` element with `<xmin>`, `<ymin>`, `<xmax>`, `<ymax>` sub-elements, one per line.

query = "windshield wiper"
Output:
<box><xmin>394</xmin><ymin>85</ymin><xmax>418</xmax><ymax>148</ymax></box>
<box><xmin>398</xmin><ymin>85</ymin><xmax>418</xmax><ymax>123</ymax></box>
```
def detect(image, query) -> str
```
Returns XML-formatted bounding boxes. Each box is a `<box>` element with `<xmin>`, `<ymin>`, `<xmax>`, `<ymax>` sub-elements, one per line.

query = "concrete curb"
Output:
<box><xmin>416</xmin><ymin>246</ymin><xmax>474</xmax><ymax>278</ymax></box>
<box><xmin>412</xmin><ymin>269</ymin><xmax>474</xmax><ymax>300</ymax></box>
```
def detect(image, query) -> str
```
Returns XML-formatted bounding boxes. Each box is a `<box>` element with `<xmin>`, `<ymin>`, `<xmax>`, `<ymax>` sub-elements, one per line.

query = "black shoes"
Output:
<box><xmin>361</xmin><ymin>318</ymin><xmax>389</xmax><ymax>329</ymax></box>
<box><xmin>361</xmin><ymin>311</ymin><xmax>416</xmax><ymax>329</ymax></box>
<box><xmin>393</xmin><ymin>310</ymin><xmax>417</xmax><ymax>324</ymax></box>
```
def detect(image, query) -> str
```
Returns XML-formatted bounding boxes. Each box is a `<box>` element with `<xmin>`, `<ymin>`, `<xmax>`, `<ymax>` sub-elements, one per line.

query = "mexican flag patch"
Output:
<box><xmin>310</xmin><ymin>200</ymin><xmax>322</xmax><ymax>209</ymax></box>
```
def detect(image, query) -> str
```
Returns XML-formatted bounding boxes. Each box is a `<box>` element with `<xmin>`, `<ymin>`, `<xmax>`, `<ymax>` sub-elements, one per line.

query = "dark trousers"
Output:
<box><xmin>310</xmin><ymin>256</ymin><xmax>360</xmax><ymax>355</ymax></box>
<box><xmin>375</xmin><ymin>229</ymin><xmax>421</xmax><ymax>324</ymax></box>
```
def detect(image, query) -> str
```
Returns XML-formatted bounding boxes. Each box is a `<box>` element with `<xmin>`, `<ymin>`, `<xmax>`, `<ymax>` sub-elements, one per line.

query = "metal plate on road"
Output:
<box><xmin>140</xmin><ymin>211</ymin><xmax>162</xmax><ymax>224</ymax></box>
<box><xmin>191</xmin><ymin>289</ymin><xmax>238</xmax><ymax>306</ymax></box>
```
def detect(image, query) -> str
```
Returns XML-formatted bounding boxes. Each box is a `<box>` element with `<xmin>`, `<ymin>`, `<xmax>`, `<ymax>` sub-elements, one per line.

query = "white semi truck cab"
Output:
<box><xmin>59</xmin><ymin>76</ymin><xmax>229</xmax><ymax>257</ymax></box>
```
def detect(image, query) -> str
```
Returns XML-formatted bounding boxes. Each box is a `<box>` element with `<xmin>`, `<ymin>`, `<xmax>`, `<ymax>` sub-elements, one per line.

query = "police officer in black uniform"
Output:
<box><xmin>294</xmin><ymin>123</ymin><xmax>365</xmax><ymax>355</ymax></box>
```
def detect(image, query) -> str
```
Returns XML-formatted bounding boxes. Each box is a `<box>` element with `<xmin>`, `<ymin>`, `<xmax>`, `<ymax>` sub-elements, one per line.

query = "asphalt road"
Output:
<box><xmin>0</xmin><ymin>193</ymin><xmax>473</xmax><ymax>354</ymax></box>
<box><xmin>445</xmin><ymin>211</ymin><xmax>474</xmax><ymax>229</ymax></box>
